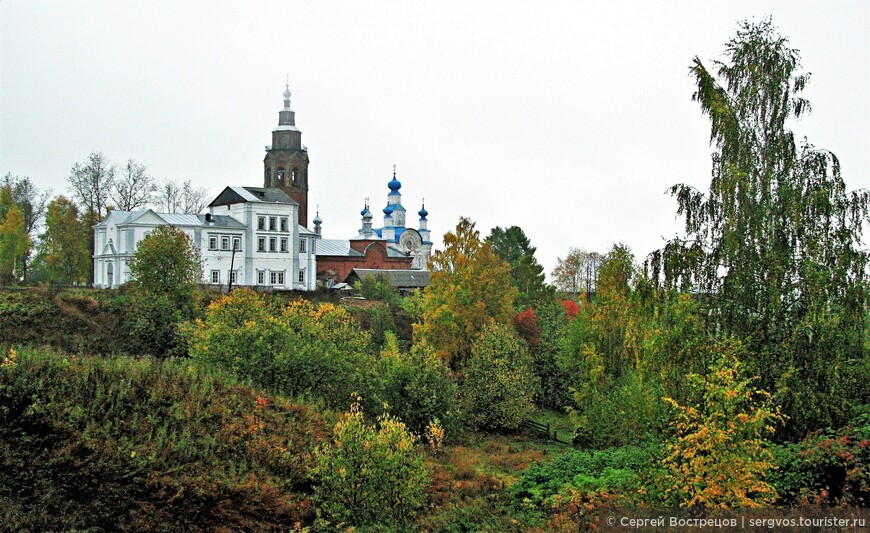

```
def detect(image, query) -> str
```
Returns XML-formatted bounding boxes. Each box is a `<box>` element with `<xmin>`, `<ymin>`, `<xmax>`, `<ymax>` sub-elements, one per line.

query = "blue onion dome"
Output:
<box><xmin>418</xmin><ymin>203</ymin><xmax>428</xmax><ymax>219</ymax></box>
<box><xmin>360</xmin><ymin>206</ymin><xmax>368</xmax><ymax>216</ymax></box>
<box><xmin>383</xmin><ymin>204</ymin><xmax>395</xmax><ymax>216</ymax></box>
<box><xmin>314</xmin><ymin>212</ymin><xmax>322</xmax><ymax>224</ymax></box>
<box><xmin>388</xmin><ymin>171</ymin><xmax>401</xmax><ymax>193</ymax></box>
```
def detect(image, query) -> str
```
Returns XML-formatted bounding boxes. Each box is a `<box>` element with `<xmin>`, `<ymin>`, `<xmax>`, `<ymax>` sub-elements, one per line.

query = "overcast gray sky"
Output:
<box><xmin>2</xmin><ymin>1</ymin><xmax>868</xmax><ymax>275</ymax></box>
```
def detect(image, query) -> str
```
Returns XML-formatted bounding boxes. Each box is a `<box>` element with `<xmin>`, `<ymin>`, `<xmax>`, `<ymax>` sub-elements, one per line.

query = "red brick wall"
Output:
<box><xmin>317</xmin><ymin>242</ymin><xmax>412</xmax><ymax>283</ymax></box>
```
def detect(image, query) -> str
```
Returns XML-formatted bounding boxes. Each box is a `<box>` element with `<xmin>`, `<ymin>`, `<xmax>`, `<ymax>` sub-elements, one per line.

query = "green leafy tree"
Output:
<box><xmin>128</xmin><ymin>225</ymin><xmax>203</xmax><ymax>356</ymax></box>
<box><xmin>652</xmin><ymin>18</ymin><xmax>870</xmax><ymax>437</ymax></box>
<box><xmin>36</xmin><ymin>196</ymin><xmax>91</xmax><ymax>284</ymax></box>
<box><xmin>463</xmin><ymin>322</ymin><xmax>539</xmax><ymax>431</ymax></box>
<box><xmin>0</xmin><ymin>186</ymin><xmax>32</xmax><ymax>284</ymax></box>
<box><xmin>313</xmin><ymin>403</ymin><xmax>430</xmax><ymax>529</ymax></box>
<box><xmin>661</xmin><ymin>344</ymin><xmax>784</xmax><ymax>508</ymax></box>
<box><xmin>2</xmin><ymin>174</ymin><xmax>50</xmax><ymax>282</ymax></box>
<box><xmin>368</xmin><ymin>339</ymin><xmax>460</xmax><ymax>439</ymax></box>
<box><xmin>486</xmin><ymin>225</ymin><xmax>553</xmax><ymax>309</ymax></box>
<box><xmin>355</xmin><ymin>271</ymin><xmax>401</xmax><ymax>307</ymax></box>
<box><xmin>416</xmin><ymin>217</ymin><xmax>516</xmax><ymax>368</ymax></box>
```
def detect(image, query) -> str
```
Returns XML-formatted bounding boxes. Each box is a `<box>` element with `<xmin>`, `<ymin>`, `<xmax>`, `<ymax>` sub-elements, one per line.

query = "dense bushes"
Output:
<box><xmin>188</xmin><ymin>289</ymin><xmax>374</xmax><ymax>408</ymax></box>
<box><xmin>771</xmin><ymin>412</ymin><xmax>870</xmax><ymax>507</ymax></box>
<box><xmin>313</xmin><ymin>403</ymin><xmax>430</xmax><ymax>529</ymax></box>
<box><xmin>0</xmin><ymin>346</ymin><xmax>326</xmax><ymax>531</ymax></box>
<box><xmin>510</xmin><ymin>444</ymin><xmax>657</xmax><ymax>510</ymax></box>
<box><xmin>464</xmin><ymin>323</ymin><xmax>539</xmax><ymax>431</ymax></box>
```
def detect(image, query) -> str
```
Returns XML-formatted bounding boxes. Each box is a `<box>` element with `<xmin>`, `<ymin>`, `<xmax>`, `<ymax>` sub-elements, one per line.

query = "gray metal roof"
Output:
<box><xmin>386</xmin><ymin>244</ymin><xmax>409</xmax><ymax>258</ymax></box>
<box><xmin>156</xmin><ymin>213</ymin><xmax>203</xmax><ymax>226</ymax></box>
<box><xmin>316</xmin><ymin>239</ymin><xmax>364</xmax><ymax>257</ymax></box>
<box><xmin>298</xmin><ymin>224</ymin><xmax>317</xmax><ymax>236</ymax></box>
<box><xmin>350</xmin><ymin>269</ymin><xmax>430</xmax><ymax>288</ymax></box>
<box><xmin>201</xmin><ymin>214</ymin><xmax>246</xmax><ymax>228</ymax></box>
<box><xmin>240</xmin><ymin>186</ymin><xmax>297</xmax><ymax>204</ymax></box>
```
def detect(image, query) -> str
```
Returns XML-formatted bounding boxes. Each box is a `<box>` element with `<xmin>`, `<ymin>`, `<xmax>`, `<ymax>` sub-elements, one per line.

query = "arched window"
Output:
<box><xmin>291</xmin><ymin>168</ymin><xmax>298</xmax><ymax>185</ymax></box>
<box><xmin>277</xmin><ymin>168</ymin><xmax>285</xmax><ymax>185</ymax></box>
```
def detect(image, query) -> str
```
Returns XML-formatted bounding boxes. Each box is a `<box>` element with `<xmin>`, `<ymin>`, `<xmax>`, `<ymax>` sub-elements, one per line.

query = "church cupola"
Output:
<box><xmin>313</xmin><ymin>206</ymin><xmax>322</xmax><ymax>237</ymax></box>
<box><xmin>382</xmin><ymin>166</ymin><xmax>406</xmax><ymax>232</ymax></box>
<box><xmin>264</xmin><ymin>80</ymin><xmax>310</xmax><ymax>227</ymax></box>
<box><xmin>418</xmin><ymin>200</ymin><xmax>431</xmax><ymax>244</ymax></box>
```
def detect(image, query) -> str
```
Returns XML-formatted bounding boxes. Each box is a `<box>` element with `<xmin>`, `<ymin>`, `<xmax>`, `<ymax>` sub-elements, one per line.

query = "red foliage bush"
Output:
<box><xmin>514</xmin><ymin>308</ymin><xmax>541</xmax><ymax>346</ymax></box>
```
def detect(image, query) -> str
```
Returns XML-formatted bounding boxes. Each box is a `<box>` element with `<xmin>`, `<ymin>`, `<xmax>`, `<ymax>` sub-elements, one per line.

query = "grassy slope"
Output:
<box><xmin>0</xmin><ymin>346</ymin><xmax>327</xmax><ymax>532</ymax></box>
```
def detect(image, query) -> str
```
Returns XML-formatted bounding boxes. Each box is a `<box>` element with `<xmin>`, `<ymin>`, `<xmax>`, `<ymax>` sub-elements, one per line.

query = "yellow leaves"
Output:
<box><xmin>0</xmin><ymin>347</ymin><xmax>16</xmax><ymax>369</ymax></box>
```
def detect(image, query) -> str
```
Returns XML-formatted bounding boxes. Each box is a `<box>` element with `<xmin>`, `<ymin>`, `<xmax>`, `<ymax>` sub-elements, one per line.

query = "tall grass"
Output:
<box><xmin>0</xmin><ymin>346</ymin><xmax>326</xmax><ymax>531</ymax></box>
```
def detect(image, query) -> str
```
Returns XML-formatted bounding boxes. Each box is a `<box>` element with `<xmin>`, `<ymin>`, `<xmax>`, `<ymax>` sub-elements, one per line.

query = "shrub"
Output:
<box><xmin>510</xmin><ymin>444</ymin><xmax>656</xmax><ymax>510</ymax></box>
<box><xmin>368</xmin><ymin>340</ymin><xmax>460</xmax><ymax>441</ymax></box>
<box><xmin>313</xmin><ymin>403</ymin><xmax>430</xmax><ymax>528</ymax></box>
<box><xmin>463</xmin><ymin>323</ymin><xmax>539</xmax><ymax>431</ymax></box>
<box><xmin>770</xmin><ymin>411</ymin><xmax>870</xmax><ymax>506</ymax></box>
<box><xmin>660</xmin><ymin>344</ymin><xmax>784</xmax><ymax>508</ymax></box>
<box><xmin>188</xmin><ymin>290</ymin><xmax>374</xmax><ymax>408</ymax></box>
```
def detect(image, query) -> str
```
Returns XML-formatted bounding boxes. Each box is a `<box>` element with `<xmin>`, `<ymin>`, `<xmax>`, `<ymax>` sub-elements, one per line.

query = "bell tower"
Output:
<box><xmin>264</xmin><ymin>82</ymin><xmax>310</xmax><ymax>226</ymax></box>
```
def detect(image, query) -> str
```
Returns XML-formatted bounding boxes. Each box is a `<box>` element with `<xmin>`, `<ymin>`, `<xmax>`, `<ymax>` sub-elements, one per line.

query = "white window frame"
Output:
<box><xmin>269</xmin><ymin>237</ymin><xmax>277</xmax><ymax>252</ymax></box>
<box><xmin>221</xmin><ymin>236</ymin><xmax>230</xmax><ymax>250</ymax></box>
<box><xmin>269</xmin><ymin>217</ymin><xmax>277</xmax><ymax>231</ymax></box>
<box><xmin>280</xmin><ymin>217</ymin><xmax>288</xmax><ymax>232</ymax></box>
<box><xmin>280</xmin><ymin>237</ymin><xmax>288</xmax><ymax>252</ymax></box>
<box><xmin>299</xmin><ymin>239</ymin><xmax>306</xmax><ymax>253</ymax></box>
<box><xmin>298</xmin><ymin>269</ymin><xmax>305</xmax><ymax>283</ymax></box>
<box><xmin>209</xmin><ymin>236</ymin><xmax>218</xmax><ymax>250</ymax></box>
<box><xmin>276</xmin><ymin>271</ymin><xmax>285</xmax><ymax>285</ymax></box>
<box><xmin>211</xmin><ymin>270</ymin><xmax>220</xmax><ymax>284</ymax></box>
<box><xmin>229</xmin><ymin>270</ymin><xmax>237</xmax><ymax>285</ymax></box>
<box><xmin>257</xmin><ymin>270</ymin><xmax>265</xmax><ymax>285</ymax></box>
<box><xmin>258</xmin><ymin>236</ymin><xmax>266</xmax><ymax>252</ymax></box>
<box><xmin>258</xmin><ymin>216</ymin><xmax>266</xmax><ymax>231</ymax></box>
<box><xmin>232</xmin><ymin>236</ymin><xmax>241</xmax><ymax>252</ymax></box>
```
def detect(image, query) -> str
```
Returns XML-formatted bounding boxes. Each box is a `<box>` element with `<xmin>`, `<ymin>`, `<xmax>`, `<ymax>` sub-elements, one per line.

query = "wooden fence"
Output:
<box><xmin>520</xmin><ymin>419</ymin><xmax>573</xmax><ymax>446</ymax></box>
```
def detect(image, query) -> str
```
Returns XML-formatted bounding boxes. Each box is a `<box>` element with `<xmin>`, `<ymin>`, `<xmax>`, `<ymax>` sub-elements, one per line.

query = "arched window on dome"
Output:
<box><xmin>276</xmin><ymin>168</ymin><xmax>285</xmax><ymax>185</ymax></box>
<box><xmin>291</xmin><ymin>168</ymin><xmax>299</xmax><ymax>185</ymax></box>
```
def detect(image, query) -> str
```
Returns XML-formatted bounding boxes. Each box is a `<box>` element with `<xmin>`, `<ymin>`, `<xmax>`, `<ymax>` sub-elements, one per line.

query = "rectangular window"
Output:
<box><xmin>277</xmin><ymin>272</ymin><xmax>285</xmax><ymax>285</ymax></box>
<box><xmin>299</xmin><ymin>239</ymin><xmax>306</xmax><ymax>253</ymax></box>
<box><xmin>209</xmin><ymin>236</ymin><xmax>218</xmax><ymax>250</ymax></box>
<box><xmin>229</xmin><ymin>270</ymin><xmax>237</xmax><ymax>284</ymax></box>
<box><xmin>269</xmin><ymin>237</ymin><xmax>277</xmax><ymax>252</ymax></box>
<box><xmin>126</xmin><ymin>229</ymin><xmax>135</xmax><ymax>252</ymax></box>
<box><xmin>280</xmin><ymin>217</ymin><xmax>288</xmax><ymax>232</ymax></box>
<box><xmin>258</xmin><ymin>237</ymin><xmax>266</xmax><ymax>252</ymax></box>
<box><xmin>270</xmin><ymin>271</ymin><xmax>277</xmax><ymax>285</ymax></box>
<box><xmin>269</xmin><ymin>217</ymin><xmax>277</xmax><ymax>231</ymax></box>
<box><xmin>326</xmin><ymin>278</ymin><xmax>334</xmax><ymax>289</ymax></box>
<box><xmin>258</xmin><ymin>216</ymin><xmax>266</xmax><ymax>231</ymax></box>
<box><xmin>298</xmin><ymin>269</ymin><xmax>305</xmax><ymax>283</ymax></box>
<box><xmin>211</xmin><ymin>270</ymin><xmax>220</xmax><ymax>284</ymax></box>
<box><xmin>280</xmin><ymin>238</ymin><xmax>288</xmax><ymax>252</ymax></box>
<box><xmin>257</xmin><ymin>271</ymin><xmax>265</xmax><ymax>285</ymax></box>
<box><xmin>221</xmin><ymin>236</ymin><xmax>230</xmax><ymax>250</ymax></box>
<box><xmin>232</xmin><ymin>237</ymin><xmax>241</xmax><ymax>251</ymax></box>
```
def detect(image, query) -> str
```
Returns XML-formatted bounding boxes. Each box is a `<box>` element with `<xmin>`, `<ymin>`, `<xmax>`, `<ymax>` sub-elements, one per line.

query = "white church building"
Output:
<box><xmin>93</xmin><ymin>186</ymin><xmax>317</xmax><ymax>290</ymax></box>
<box><xmin>92</xmin><ymin>84</ymin><xmax>432</xmax><ymax>291</ymax></box>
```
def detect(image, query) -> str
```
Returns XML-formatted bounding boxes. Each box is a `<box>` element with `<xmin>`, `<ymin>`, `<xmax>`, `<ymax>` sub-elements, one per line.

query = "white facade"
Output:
<box><xmin>93</xmin><ymin>186</ymin><xmax>317</xmax><ymax>291</ymax></box>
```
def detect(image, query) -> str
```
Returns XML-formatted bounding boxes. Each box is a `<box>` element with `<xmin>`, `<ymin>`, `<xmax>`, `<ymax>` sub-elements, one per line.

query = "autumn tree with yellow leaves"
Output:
<box><xmin>661</xmin><ymin>342</ymin><xmax>784</xmax><ymax>508</ymax></box>
<box><xmin>415</xmin><ymin>217</ymin><xmax>516</xmax><ymax>369</ymax></box>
